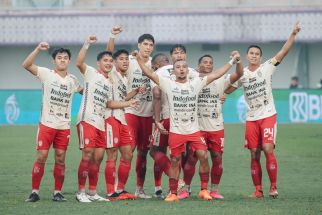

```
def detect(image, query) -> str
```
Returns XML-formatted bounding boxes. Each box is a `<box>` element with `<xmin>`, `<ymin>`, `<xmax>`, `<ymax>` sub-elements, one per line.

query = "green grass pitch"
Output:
<box><xmin>0</xmin><ymin>124</ymin><xmax>321</xmax><ymax>214</ymax></box>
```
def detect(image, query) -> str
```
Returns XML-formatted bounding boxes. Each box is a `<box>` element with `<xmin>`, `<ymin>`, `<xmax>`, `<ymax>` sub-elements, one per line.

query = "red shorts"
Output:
<box><xmin>245</xmin><ymin>114</ymin><xmax>277</xmax><ymax>149</ymax></box>
<box><xmin>77</xmin><ymin>121</ymin><xmax>106</xmax><ymax>149</ymax></box>
<box><xmin>37</xmin><ymin>123</ymin><xmax>70</xmax><ymax>151</ymax></box>
<box><xmin>125</xmin><ymin>113</ymin><xmax>153</xmax><ymax>152</ymax></box>
<box><xmin>151</xmin><ymin>118</ymin><xmax>170</xmax><ymax>149</ymax></box>
<box><xmin>168</xmin><ymin>131</ymin><xmax>208</xmax><ymax>157</ymax></box>
<box><xmin>105</xmin><ymin>117</ymin><xmax>134</xmax><ymax>148</ymax></box>
<box><xmin>200</xmin><ymin>129</ymin><xmax>225</xmax><ymax>153</ymax></box>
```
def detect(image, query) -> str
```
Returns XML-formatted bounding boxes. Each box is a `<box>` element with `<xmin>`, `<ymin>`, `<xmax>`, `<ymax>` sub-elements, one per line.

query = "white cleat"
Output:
<box><xmin>76</xmin><ymin>192</ymin><xmax>91</xmax><ymax>203</ymax></box>
<box><xmin>135</xmin><ymin>188</ymin><xmax>152</xmax><ymax>199</ymax></box>
<box><xmin>86</xmin><ymin>193</ymin><xmax>110</xmax><ymax>202</ymax></box>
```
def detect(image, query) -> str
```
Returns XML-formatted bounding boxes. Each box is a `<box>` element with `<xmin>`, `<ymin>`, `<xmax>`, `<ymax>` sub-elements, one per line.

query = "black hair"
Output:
<box><xmin>138</xmin><ymin>34</ymin><xmax>155</xmax><ymax>44</ymax></box>
<box><xmin>152</xmin><ymin>53</ymin><xmax>168</xmax><ymax>64</ymax></box>
<box><xmin>97</xmin><ymin>51</ymin><xmax>113</xmax><ymax>61</ymax></box>
<box><xmin>246</xmin><ymin>45</ymin><xmax>262</xmax><ymax>56</ymax></box>
<box><xmin>198</xmin><ymin>54</ymin><xmax>213</xmax><ymax>65</ymax></box>
<box><xmin>112</xmin><ymin>49</ymin><xmax>129</xmax><ymax>60</ymax></box>
<box><xmin>170</xmin><ymin>44</ymin><xmax>187</xmax><ymax>55</ymax></box>
<box><xmin>52</xmin><ymin>48</ymin><xmax>71</xmax><ymax>59</ymax></box>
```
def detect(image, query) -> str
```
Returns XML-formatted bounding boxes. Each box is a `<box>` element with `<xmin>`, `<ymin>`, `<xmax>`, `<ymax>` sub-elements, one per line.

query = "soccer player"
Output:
<box><xmin>225</xmin><ymin>22</ymin><xmax>301</xmax><ymax>198</ymax></box>
<box><xmin>136</xmin><ymin>52</ymin><xmax>240</xmax><ymax>202</ymax></box>
<box><xmin>22</xmin><ymin>42</ymin><xmax>82</xmax><ymax>202</ymax></box>
<box><xmin>178</xmin><ymin>54</ymin><xmax>243</xmax><ymax>200</ymax></box>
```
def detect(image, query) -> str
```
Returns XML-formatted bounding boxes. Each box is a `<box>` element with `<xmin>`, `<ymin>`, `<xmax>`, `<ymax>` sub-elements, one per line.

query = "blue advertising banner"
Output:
<box><xmin>1</xmin><ymin>89</ymin><xmax>322</xmax><ymax>125</ymax></box>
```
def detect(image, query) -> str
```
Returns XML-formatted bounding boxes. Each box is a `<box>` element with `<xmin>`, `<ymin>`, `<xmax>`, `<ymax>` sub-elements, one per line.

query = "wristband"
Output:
<box><xmin>228</xmin><ymin>58</ymin><xmax>235</xmax><ymax>66</ymax></box>
<box><xmin>83</xmin><ymin>41</ymin><xmax>90</xmax><ymax>49</ymax></box>
<box><xmin>109</xmin><ymin>33</ymin><xmax>116</xmax><ymax>39</ymax></box>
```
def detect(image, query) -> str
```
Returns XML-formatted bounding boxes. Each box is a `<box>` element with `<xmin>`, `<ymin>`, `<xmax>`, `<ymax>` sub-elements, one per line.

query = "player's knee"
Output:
<box><xmin>36</xmin><ymin>150</ymin><xmax>48</xmax><ymax>163</ymax></box>
<box><xmin>121</xmin><ymin>150</ymin><xmax>133</xmax><ymax>161</ymax></box>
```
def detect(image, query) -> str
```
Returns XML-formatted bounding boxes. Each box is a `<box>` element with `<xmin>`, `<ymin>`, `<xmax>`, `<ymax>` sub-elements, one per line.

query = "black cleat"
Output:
<box><xmin>52</xmin><ymin>192</ymin><xmax>67</xmax><ymax>202</ymax></box>
<box><xmin>25</xmin><ymin>192</ymin><xmax>40</xmax><ymax>202</ymax></box>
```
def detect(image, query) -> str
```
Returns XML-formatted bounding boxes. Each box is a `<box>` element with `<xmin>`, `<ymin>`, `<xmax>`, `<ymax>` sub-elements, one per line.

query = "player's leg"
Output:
<box><xmin>178</xmin><ymin>149</ymin><xmax>197</xmax><ymax>199</ymax></box>
<box><xmin>105</xmin><ymin>148</ymin><xmax>118</xmax><ymax>199</ymax></box>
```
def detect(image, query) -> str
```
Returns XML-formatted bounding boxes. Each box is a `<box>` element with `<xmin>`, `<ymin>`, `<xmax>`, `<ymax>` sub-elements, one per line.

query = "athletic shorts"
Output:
<box><xmin>245</xmin><ymin>114</ymin><xmax>277</xmax><ymax>149</ymax></box>
<box><xmin>105</xmin><ymin>117</ymin><xmax>134</xmax><ymax>148</ymax></box>
<box><xmin>151</xmin><ymin>118</ymin><xmax>170</xmax><ymax>149</ymax></box>
<box><xmin>200</xmin><ymin>129</ymin><xmax>224</xmax><ymax>153</ymax></box>
<box><xmin>77</xmin><ymin>121</ymin><xmax>106</xmax><ymax>149</ymax></box>
<box><xmin>168</xmin><ymin>131</ymin><xmax>207</xmax><ymax>157</ymax></box>
<box><xmin>125</xmin><ymin>113</ymin><xmax>153</xmax><ymax>152</ymax></box>
<box><xmin>37</xmin><ymin>123</ymin><xmax>70</xmax><ymax>151</ymax></box>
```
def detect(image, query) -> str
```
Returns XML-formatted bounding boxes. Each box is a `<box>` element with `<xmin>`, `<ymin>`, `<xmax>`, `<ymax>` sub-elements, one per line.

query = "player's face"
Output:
<box><xmin>171</xmin><ymin>48</ymin><xmax>186</xmax><ymax>62</ymax></box>
<box><xmin>138</xmin><ymin>39</ymin><xmax>154</xmax><ymax>58</ymax></box>
<box><xmin>152</xmin><ymin>56</ymin><xmax>169</xmax><ymax>71</ymax></box>
<box><xmin>246</xmin><ymin>47</ymin><xmax>262</xmax><ymax>66</ymax></box>
<box><xmin>173</xmin><ymin>60</ymin><xmax>189</xmax><ymax>81</ymax></box>
<box><xmin>97</xmin><ymin>55</ymin><xmax>113</xmax><ymax>75</ymax></box>
<box><xmin>53</xmin><ymin>52</ymin><xmax>70</xmax><ymax>71</ymax></box>
<box><xmin>198</xmin><ymin>57</ymin><xmax>213</xmax><ymax>74</ymax></box>
<box><xmin>114</xmin><ymin>53</ymin><xmax>129</xmax><ymax>73</ymax></box>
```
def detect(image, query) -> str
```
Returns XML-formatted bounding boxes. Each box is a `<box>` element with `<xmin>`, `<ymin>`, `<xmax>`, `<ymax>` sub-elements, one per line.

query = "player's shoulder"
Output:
<box><xmin>68</xmin><ymin>73</ymin><xmax>79</xmax><ymax>82</ymax></box>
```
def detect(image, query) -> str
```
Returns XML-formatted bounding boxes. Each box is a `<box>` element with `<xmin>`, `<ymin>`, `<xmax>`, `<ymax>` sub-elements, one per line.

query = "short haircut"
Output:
<box><xmin>173</xmin><ymin>59</ymin><xmax>187</xmax><ymax>66</ymax></box>
<box><xmin>152</xmin><ymin>53</ymin><xmax>168</xmax><ymax>64</ymax></box>
<box><xmin>52</xmin><ymin>48</ymin><xmax>71</xmax><ymax>59</ymax></box>
<box><xmin>112</xmin><ymin>49</ymin><xmax>129</xmax><ymax>60</ymax></box>
<box><xmin>198</xmin><ymin>54</ymin><xmax>213</xmax><ymax>65</ymax></box>
<box><xmin>97</xmin><ymin>51</ymin><xmax>113</xmax><ymax>61</ymax></box>
<box><xmin>170</xmin><ymin>44</ymin><xmax>186</xmax><ymax>55</ymax></box>
<box><xmin>247</xmin><ymin>45</ymin><xmax>262</xmax><ymax>56</ymax></box>
<box><xmin>138</xmin><ymin>34</ymin><xmax>155</xmax><ymax>44</ymax></box>
<box><xmin>291</xmin><ymin>76</ymin><xmax>299</xmax><ymax>81</ymax></box>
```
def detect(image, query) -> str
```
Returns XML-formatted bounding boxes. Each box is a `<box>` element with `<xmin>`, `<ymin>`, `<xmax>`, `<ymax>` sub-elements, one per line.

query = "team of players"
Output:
<box><xmin>22</xmin><ymin>22</ymin><xmax>301</xmax><ymax>202</ymax></box>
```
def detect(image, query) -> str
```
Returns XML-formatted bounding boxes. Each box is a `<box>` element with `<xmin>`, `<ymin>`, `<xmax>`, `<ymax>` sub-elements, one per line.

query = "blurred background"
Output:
<box><xmin>1</xmin><ymin>0</ymin><xmax>322</xmax><ymax>125</ymax></box>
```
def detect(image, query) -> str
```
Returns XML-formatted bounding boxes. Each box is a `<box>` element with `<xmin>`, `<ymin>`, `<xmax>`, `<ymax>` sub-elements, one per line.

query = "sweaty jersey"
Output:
<box><xmin>105</xmin><ymin>68</ymin><xmax>128</xmax><ymax>125</ymax></box>
<box><xmin>37</xmin><ymin>67</ymin><xmax>80</xmax><ymax>129</ymax></box>
<box><xmin>125</xmin><ymin>56</ymin><xmax>153</xmax><ymax>117</ymax></box>
<box><xmin>232</xmin><ymin>59</ymin><xmax>277</xmax><ymax>121</ymax></box>
<box><xmin>153</xmin><ymin>65</ymin><xmax>199</xmax><ymax>120</ymax></box>
<box><xmin>198</xmin><ymin>75</ymin><xmax>231</xmax><ymax>131</ymax></box>
<box><xmin>158</xmin><ymin>75</ymin><xmax>208</xmax><ymax>135</ymax></box>
<box><xmin>77</xmin><ymin>65</ymin><xmax>112</xmax><ymax>131</ymax></box>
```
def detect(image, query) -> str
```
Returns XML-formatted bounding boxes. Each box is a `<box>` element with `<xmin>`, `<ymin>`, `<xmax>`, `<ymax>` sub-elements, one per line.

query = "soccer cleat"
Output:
<box><xmin>177</xmin><ymin>189</ymin><xmax>190</xmax><ymax>200</ymax></box>
<box><xmin>210</xmin><ymin>190</ymin><xmax>224</xmax><ymax>199</ymax></box>
<box><xmin>25</xmin><ymin>192</ymin><xmax>40</xmax><ymax>202</ymax></box>
<box><xmin>52</xmin><ymin>192</ymin><xmax>67</xmax><ymax>202</ymax></box>
<box><xmin>198</xmin><ymin>190</ymin><xmax>213</xmax><ymax>201</ymax></box>
<box><xmin>106</xmin><ymin>192</ymin><xmax>124</xmax><ymax>201</ymax></box>
<box><xmin>269</xmin><ymin>187</ymin><xmax>278</xmax><ymax>199</ymax></box>
<box><xmin>86</xmin><ymin>193</ymin><xmax>110</xmax><ymax>202</ymax></box>
<box><xmin>250</xmin><ymin>190</ymin><xmax>264</xmax><ymax>199</ymax></box>
<box><xmin>135</xmin><ymin>188</ymin><xmax>152</xmax><ymax>199</ymax></box>
<box><xmin>154</xmin><ymin>189</ymin><xmax>165</xmax><ymax>199</ymax></box>
<box><xmin>118</xmin><ymin>191</ymin><xmax>137</xmax><ymax>200</ymax></box>
<box><xmin>164</xmin><ymin>193</ymin><xmax>179</xmax><ymax>202</ymax></box>
<box><xmin>76</xmin><ymin>192</ymin><xmax>91</xmax><ymax>203</ymax></box>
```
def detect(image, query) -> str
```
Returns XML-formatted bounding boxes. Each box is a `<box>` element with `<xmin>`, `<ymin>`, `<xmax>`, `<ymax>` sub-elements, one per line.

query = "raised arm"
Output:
<box><xmin>136</xmin><ymin>55</ymin><xmax>160</xmax><ymax>85</ymax></box>
<box><xmin>274</xmin><ymin>21</ymin><xmax>301</xmax><ymax>63</ymax></box>
<box><xmin>22</xmin><ymin>42</ymin><xmax>49</xmax><ymax>76</ymax></box>
<box><xmin>76</xmin><ymin>35</ymin><xmax>97</xmax><ymax>74</ymax></box>
<box><xmin>106</xmin><ymin>25</ymin><xmax>122</xmax><ymax>52</ymax></box>
<box><xmin>229</xmin><ymin>54</ymin><xmax>244</xmax><ymax>84</ymax></box>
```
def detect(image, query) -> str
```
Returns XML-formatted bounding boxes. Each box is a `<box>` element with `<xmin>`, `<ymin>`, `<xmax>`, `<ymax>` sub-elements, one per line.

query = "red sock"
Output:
<box><xmin>265</xmin><ymin>153</ymin><xmax>278</xmax><ymax>188</ymax></box>
<box><xmin>153</xmin><ymin>151</ymin><xmax>171</xmax><ymax>187</ymax></box>
<box><xmin>183</xmin><ymin>155</ymin><xmax>197</xmax><ymax>186</ymax></box>
<box><xmin>105</xmin><ymin>160</ymin><xmax>116</xmax><ymax>194</ymax></box>
<box><xmin>54</xmin><ymin>163</ymin><xmax>65</xmax><ymax>191</ymax></box>
<box><xmin>117</xmin><ymin>159</ymin><xmax>131</xmax><ymax>191</ymax></box>
<box><xmin>31</xmin><ymin>161</ymin><xmax>45</xmax><ymax>190</ymax></box>
<box><xmin>78</xmin><ymin>159</ymin><xmax>89</xmax><ymax>191</ymax></box>
<box><xmin>88</xmin><ymin>161</ymin><xmax>100</xmax><ymax>191</ymax></box>
<box><xmin>211</xmin><ymin>155</ymin><xmax>223</xmax><ymax>185</ymax></box>
<box><xmin>136</xmin><ymin>154</ymin><xmax>147</xmax><ymax>187</ymax></box>
<box><xmin>169</xmin><ymin>178</ymin><xmax>178</xmax><ymax>194</ymax></box>
<box><xmin>251</xmin><ymin>159</ymin><xmax>262</xmax><ymax>189</ymax></box>
<box><xmin>199</xmin><ymin>172</ymin><xmax>209</xmax><ymax>190</ymax></box>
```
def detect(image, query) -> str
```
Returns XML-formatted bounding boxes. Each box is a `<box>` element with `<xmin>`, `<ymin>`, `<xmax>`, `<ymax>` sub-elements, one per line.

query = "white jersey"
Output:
<box><xmin>198</xmin><ymin>75</ymin><xmax>231</xmax><ymax>131</ymax></box>
<box><xmin>153</xmin><ymin>65</ymin><xmax>199</xmax><ymax>120</ymax></box>
<box><xmin>125</xmin><ymin>56</ymin><xmax>153</xmax><ymax>117</ymax></box>
<box><xmin>77</xmin><ymin>65</ymin><xmax>112</xmax><ymax>131</ymax></box>
<box><xmin>37</xmin><ymin>67</ymin><xmax>80</xmax><ymax>129</ymax></box>
<box><xmin>158</xmin><ymin>75</ymin><xmax>208</xmax><ymax>135</ymax></box>
<box><xmin>105</xmin><ymin>68</ymin><xmax>128</xmax><ymax>125</ymax></box>
<box><xmin>232</xmin><ymin>59</ymin><xmax>277</xmax><ymax>121</ymax></box>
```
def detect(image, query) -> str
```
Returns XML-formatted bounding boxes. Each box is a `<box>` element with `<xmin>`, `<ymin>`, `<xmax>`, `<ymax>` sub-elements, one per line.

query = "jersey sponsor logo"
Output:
<box><xmin>4</xmin><ymin>94</ymin><xmax>20</xmax><ymax>124</ymax></box>
<box><xmin>244</xmin><ymin>80</ymin><xmax>266</xmax><ymax>91</ymax></box>
<box><xmin>173</xmin><ymin>95</ymin><xmax>196</xmax><ymax>103</ymax></box>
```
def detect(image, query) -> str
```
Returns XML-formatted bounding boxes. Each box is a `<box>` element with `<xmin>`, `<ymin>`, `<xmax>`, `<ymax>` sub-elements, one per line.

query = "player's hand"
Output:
<box><xmin>37</xmin><ymin>42</ymin><xmax>50</xmax><ymax>51</ymax></box>
<box><xmin>111</xmin><ymin>25</ymin><xmax>123</xmax><ymax>35</ymax></box>
<box><xmin>219</xmin><ymin>94</ymin><xmax>227</xmax><ymax>104</ymax></box>
<box><xmin>128</xmin><ymin>99</ymin><xmax>140</xmax><ymax>109</ymax></box>
<box><xmin>131</xmin><ymin>50</ymin><xmax>139</xmax><ymax>57</ymax></box>
<box><xmin>231</xmin><ymin>50</ymin><xmax>241</xmax><ymax>63</ymax></box>
<box><xmin>87</xmin><ymin>35</ymin><xmax>97</xmax><ymax>44</ymax></box>
<box><xmin>155</xmin><ymin>121</ymin><xmax>168</xmax><ymax>135</ymax></box>
<box><xmin>137</xmin><ymin>85</ymin><xmax>147</xmax><ymax>94</ymax></box>
<box><xmin>292</xmin><ymin>21</ymin><xmax>301</xmax><ymax>35</ymax></box>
